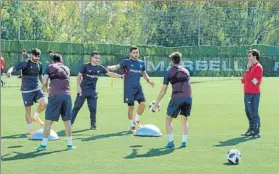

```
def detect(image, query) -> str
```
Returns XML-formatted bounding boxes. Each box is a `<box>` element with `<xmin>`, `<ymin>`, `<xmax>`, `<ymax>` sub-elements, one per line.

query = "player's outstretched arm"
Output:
<box><xmin>6</xmin><ymin>61</ymin><xmax>28</xmax><ymax>78</ymax></box>
<box><xmin>152</xmin><ymin>84</ymin><xmax>168</xmax><ymax>112</ymax></box>
<box><xmin>6</xmin><ymin>67</ymin><xmax>15</xmax><ymax>78</ymax></box>
<box><xmin>142</xmin><ymin>71</ymin><xmax>155</xmax><ymax>87</ymax></box>
<box><xmin>106</xmin><ymin>71</ymin><xmax>124</xmax><ymax>79</ymax></box>
<box><xmin>106</xmin><ymin>64</ymin><xmax>121</xmax><ymax>71</ymax></box>
<box><xmin>42</xmin><ymin>75</ymin><xmax>49</xmax><ymax>93</ymax></box>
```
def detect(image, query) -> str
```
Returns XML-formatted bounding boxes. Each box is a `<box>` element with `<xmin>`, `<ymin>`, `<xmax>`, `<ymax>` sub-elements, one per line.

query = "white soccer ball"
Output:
<box><xmin>227</xmin><ymin>149</ymin><xmax>241</xmax><ymax>164</ymax></box>
<box><xmin>148</xmin><ymin>101</ymin><xmax>161</xmax><ymax>112</ymax></box>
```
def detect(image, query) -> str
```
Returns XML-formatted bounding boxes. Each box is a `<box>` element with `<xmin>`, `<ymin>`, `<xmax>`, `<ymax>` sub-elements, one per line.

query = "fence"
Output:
<box><xmin>1</xmin><ymin>40</ymin><xmax>279</xmax><ymax>76</ymax></box>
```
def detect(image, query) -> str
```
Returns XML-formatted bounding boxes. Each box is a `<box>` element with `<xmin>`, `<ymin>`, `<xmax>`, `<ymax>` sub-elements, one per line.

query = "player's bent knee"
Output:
<box><xmin>38</xmin><ymin>97</ymin><xmax>48</xmax><ymax>107</ymax></box>
<box><xmin>139</xmin><ymin>102</ymin><xmax>146</xmax><ymax>107</ymax></box>
<box><xmin>42</xmin><ymin>102</ymin><xmax>47</xmax><ymax>108</ymax></box>
<box><xmin>43</xmin><ymin>98</ymin><xmax>48</xmax><ymax>105</ymax></box>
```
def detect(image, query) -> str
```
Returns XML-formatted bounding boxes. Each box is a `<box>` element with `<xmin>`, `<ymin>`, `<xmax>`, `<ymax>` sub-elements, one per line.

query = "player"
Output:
<box><xmin>71</xmin><ymin>51</ymin><xmax>124</xmax><ymax>129</ymax></box>
<box><xmin>1</xmin><ymin>56</ymin><xmax>5</xmax><ymax>87</ymax></box>
<box><xmin>152</xmin><ymin>52</ymin><xmax>192</xmax><ymax>148</ymax></box>
<box><xmin>241</xmin><ymin>49</ymin><xmax>263</xmax><ymax>139</ymax></box>
<box><xmin>49</xmin><ymin>50</ymin><xmax>54</xmax><ymax>58</ymax></box>
<box><xmin>46</xmin><ymin>50</ymin><xmax>54</xmax><ymax>64</ymax></box>
<box><xmin>106</xmin><ymin>47</ymin><xmax>155</xmax><ymax>131</ymax></box>
<box><xmin>6</xmin><ymin>48</ymin><xmax>47</xmax><ymax>135</ymax></box>
<box><xmin>19</xmin><ymin>49</ymin><xmax>30</xmax><ymax>78</ymax></box>
<box><xmin>22</xmin><ymin>49</ymin><xmax>30</xmax><ymax>60</ymax></box>
<box><xmin>36</xmin><ymin>53</ymin><xmax>75</xmax><ymax>151</ymax></box>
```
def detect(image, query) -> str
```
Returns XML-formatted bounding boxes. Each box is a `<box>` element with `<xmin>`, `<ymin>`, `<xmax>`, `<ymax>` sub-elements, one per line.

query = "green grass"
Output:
<box><xmin>2</xmin><ymin>77</ymin><xmax>279</xmax><ymax>174</ymax></box>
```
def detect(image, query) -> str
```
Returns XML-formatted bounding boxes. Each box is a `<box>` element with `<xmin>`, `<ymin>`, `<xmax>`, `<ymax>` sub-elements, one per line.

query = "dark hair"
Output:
<box><xmin>91</xmin><ymin>51</ymin><xmax>100</xmax><ymax>57</ymax></box>
<box><xmin>130</xmin><ymin>47</ymin><xmax>138</xmax><ymax>53</ymax></box>
<box><xmin>52</xmin><ymin>53</ymin><xmax>62</xmax><ymax>63</ymax></box>
<box><xmin>169</xmin><ymin>52</ymin><xmax>182</xmax><ymax>64</ymax></box>
<box><xmin>248</xmin><ymin>49</ymin><xmax>260</xmax><ymax>61</ymax></box>
<box><xmin>22</xmin><ymin>49</ymin><xmax>26</xmax><ymax>52</ymax></box>
<box><xmin>31</xmin><ymin>48</ymin><xmax>41</xmax><ymax>56</ymax></box>
<box><xmin>49</xmin><ymin>50</ymin><xmax>54</xmax><ymax>54</ymax></box>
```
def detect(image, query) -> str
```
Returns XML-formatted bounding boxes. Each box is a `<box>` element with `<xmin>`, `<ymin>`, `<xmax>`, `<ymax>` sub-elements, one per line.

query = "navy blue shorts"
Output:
<box><xmin>21</xmin><ymin>89</ymin><xmax>45</xmax><ymax>107</ymax></box>
<box><xmin>167</xmin><ymin>97</ymin><xmax>192</xmax><ymax>118</ymax></box>
<box><xmin>45</xmin><ymin>94</ymin><xmax>72</xmax><ymax>121</ymax></box>
<box><xmin>124</xmin><ymin>88</ymin><xmax>145</xmax><ymax>105</ymax></box>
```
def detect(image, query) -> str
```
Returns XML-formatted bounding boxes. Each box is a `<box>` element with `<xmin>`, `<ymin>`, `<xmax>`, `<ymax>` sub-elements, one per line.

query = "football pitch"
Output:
<box><xmin>1</xmin><ymin>77</ymin><xmax>279</xmax><ymax>174</ymax></box>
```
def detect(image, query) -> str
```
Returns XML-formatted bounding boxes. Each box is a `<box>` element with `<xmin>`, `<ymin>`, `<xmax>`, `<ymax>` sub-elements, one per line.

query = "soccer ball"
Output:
<box><xmin>227</xmin><ymin>149</ymin><xmax>241</xmax><ymax>164</ymax></box>
<box><xmin>148</xmin><ymin>101</ymin><xmax>161</xmax><ymax>112</ymax></box>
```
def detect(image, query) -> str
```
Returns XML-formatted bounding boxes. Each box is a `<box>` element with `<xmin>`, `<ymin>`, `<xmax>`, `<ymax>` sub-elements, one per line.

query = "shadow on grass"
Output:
<box><xmin>2</xmin><ymin>149</ymin><xmax>67</xmax><ymax>161</ymax></box>
<box><xmin>75</xmin><ymin>130</ymin><xmax>131</xmax><ymax>141</ymax></box>
<box><xmin>56</xmin><ymin>129</ymin><xmax>90</xmax><ymax>137</ymax></box>
<box><xmin>124</xmin><ymin>147</ymin><xmax>175</xmax><ymax>159</ymax></box>
<box><xmin>223</xmin><ymin>162</ymin><xmax>239</xmax><ymax>166</ymax></box>
<box><xmin>1</xmin><ymin>133</ymin><xmax>28</xmax><ymax>139</ymax></box>
<box><xmin>214</xmin><ymin>136</ymin><xmax>251</xmax><ymax>147</ymax></box>
<box><xmin>7</xmin><ymin>145</ymin><xmax>23</xmax><ymax>148</ymax></box>
<box><xmin>130</xmin><ymin>145</ymin><xmax>143</xmax><ymax>148</ymax></box>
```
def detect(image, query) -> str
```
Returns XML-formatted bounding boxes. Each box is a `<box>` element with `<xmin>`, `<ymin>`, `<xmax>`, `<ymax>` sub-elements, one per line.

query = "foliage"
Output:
<box><xmin>2</xmin><ymin>1</ymin><xmax>279</xmax><ymax>46</ymax></box>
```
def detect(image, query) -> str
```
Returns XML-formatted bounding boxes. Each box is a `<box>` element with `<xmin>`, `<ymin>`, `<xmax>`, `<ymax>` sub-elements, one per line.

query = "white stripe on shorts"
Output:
<box><xmin>21</xmin><ymin>88</ymin><xmax>40</xmax><ymax>94</ymax></box>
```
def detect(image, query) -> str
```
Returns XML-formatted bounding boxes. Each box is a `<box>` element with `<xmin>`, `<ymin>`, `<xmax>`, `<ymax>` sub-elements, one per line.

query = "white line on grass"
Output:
<box><xmin>1</xmin><ymin>132</ymin><xmax>278</xmax><ymax>142</ymax></box>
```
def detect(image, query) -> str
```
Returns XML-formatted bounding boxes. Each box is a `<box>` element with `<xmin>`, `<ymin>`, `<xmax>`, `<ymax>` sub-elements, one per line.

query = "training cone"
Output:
<box><xmin>29</xmin><ymin>128</ymin><xmax>60</xmax><ymax>141</ymax></box>
<box><xmin>134</xmin><ymin>124</ymin><xmax>162</xmax><ymax>137</ymax></box>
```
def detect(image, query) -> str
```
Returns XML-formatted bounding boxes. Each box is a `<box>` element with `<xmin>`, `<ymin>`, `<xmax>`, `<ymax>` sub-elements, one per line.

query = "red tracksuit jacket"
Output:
<box><xmin>241</xmin><ymin>63</ymin><xmax>263</xmax><ymax>94</ymax></box>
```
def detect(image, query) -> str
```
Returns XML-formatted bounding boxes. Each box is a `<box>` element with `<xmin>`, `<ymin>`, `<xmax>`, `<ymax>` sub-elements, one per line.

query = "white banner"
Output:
<box><xmin>146</xmin><ymin>60</ymin><xmax>245</xmax><ymax>72</ymax></box>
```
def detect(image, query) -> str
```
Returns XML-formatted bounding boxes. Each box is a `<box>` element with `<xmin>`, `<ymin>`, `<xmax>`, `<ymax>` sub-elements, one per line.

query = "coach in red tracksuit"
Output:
<box><xmin>241</xmin><ymin>49</ymin><xmax>263</xmax><ymax>139</ymax></box>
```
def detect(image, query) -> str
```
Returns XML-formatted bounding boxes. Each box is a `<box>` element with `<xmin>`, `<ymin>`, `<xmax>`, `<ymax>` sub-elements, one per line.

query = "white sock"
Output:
<box><xmin>129</xmin><ymin>120</ymin><xmax>135</xmax><ymax>127</ymax></box>
<box><xmin>135</xmin><ymin>114</ymin><xmax>141</xmax><ymax>122</ymax></box>
<box><xmin>33</xmin><ymin>112</ymin><xmax>39</xmax><ymax>119</ymax></box>
<box><xmin>41</xmin><ymin>137</ymin><xmax>48</xmax><ymax>146</ymax></box>
<box><xmin>168</xmin><ymin>133</ymin><xmax>174</xmax><ymax>142</ymax></box>
<box><xmin>182</xmin><ymin>134</ymin><xmax>188</xmax><ymax>143</ymax></box>
<box><xmin>67</xmin><ymin>136</ymin><xmax>72</xmax><ymax>146</ymax></box>
<box><xmin>27</xmin><ymin>124</ymin><xmax>33</xmax><ymax>130</ymax></box>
